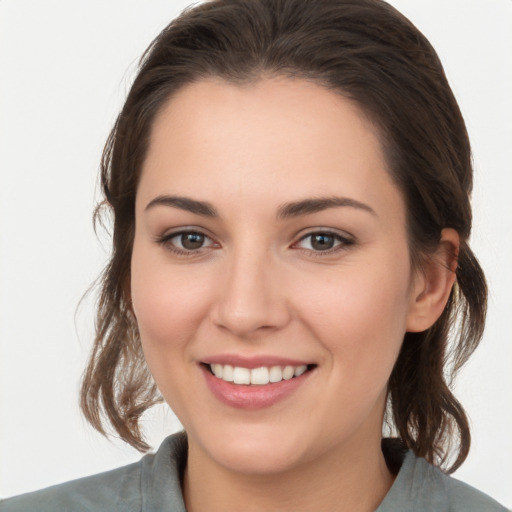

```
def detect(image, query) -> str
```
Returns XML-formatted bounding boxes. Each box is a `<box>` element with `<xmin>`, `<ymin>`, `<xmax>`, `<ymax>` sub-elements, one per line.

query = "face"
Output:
<box><xmin>131</xmin><ymin>77</ymin><xmax>422</xmax><ymax>476</ymax></box>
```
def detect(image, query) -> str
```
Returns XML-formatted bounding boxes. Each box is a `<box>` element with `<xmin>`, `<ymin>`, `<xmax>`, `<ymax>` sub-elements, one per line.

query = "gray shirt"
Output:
<box><xmin>1</xmin><ymin>432</ymin><xmax>507</xmax><ymax>511</ymax></box>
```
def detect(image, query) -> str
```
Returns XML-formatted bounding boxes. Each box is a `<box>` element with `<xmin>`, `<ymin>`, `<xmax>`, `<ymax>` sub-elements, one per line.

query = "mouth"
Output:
<box><xmin>200</xmin><ymin>359</ymin><xmax>317</xmax><ymax>410</ymax></box>
<box><xmin>202</xmin><ymin>362</ymin><xmax>317</xmax><ymax>386</ymax></box>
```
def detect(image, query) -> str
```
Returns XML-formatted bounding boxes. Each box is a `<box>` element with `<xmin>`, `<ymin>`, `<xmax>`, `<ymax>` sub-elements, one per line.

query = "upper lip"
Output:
<box><xmin>201</xmin><ymin>354</ymin><xmax>314</xmax><ymax>369</ymax></box>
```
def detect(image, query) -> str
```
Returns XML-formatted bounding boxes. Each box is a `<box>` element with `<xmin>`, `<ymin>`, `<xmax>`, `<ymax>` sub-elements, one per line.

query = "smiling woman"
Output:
<box><xmin>0</xmin><ymin>0</ymin><xmax>510</xmax><ymax>511</ymax></box>
<box><xmin>132</xmin><ymin>79</ymin><xmax>428</xmax><ymax>489</ymax></box>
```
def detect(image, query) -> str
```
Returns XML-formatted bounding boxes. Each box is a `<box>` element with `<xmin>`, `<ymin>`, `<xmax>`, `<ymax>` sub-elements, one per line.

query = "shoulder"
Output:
<box><xmin>0</xmin><ymin>461</ymin><xmax>142</xmax><ymax>512</ymax></box>
<box><xmin>442</xmin><ymin>472</ymin><xmax>508</xmax><ymax>512</ymax></box>
<box><xmin>0</xmin><ymin>432</ymin><xmax>188</xmax><ymax>512</ymax></box>
<box><xmin>378</xmin><ymin>448</ymin><xmax>507</xmax><ymax>512</ymax></box>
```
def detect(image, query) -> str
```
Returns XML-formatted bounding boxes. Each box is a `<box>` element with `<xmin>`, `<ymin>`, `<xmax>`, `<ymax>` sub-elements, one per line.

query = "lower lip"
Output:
<box><xmin>201</xmin><ymin>365</ymin><xmax>313</xmax><ymax>410</ymax></box>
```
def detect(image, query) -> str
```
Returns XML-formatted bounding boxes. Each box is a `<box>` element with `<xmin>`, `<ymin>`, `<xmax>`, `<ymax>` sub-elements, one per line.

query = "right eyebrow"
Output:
<box><xmin>277</xmin><ymin>196</ymin><xmax>376</xmax><ymax>219</ymax></box>
<box><xmin>144</xmin><ymin>195</ymin><xmax>218</xmax><ymax>217</ymax></box>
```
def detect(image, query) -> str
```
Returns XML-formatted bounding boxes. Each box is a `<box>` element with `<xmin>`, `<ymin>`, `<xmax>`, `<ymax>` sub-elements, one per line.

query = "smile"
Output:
<box><xmin>202</xmin><ymin>362</ymin><xmax>315</xmax><ymax>410</ymax></box>
<box><xmin>209</xmin><ymin>363</ymin><xmax>309</xmax><ymax>385</ymax></box>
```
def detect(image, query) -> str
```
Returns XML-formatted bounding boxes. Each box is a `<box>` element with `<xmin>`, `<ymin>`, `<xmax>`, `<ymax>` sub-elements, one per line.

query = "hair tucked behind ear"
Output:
<box><xmin>388</xmin><ymin>242</ymin><xmax>487</xmax><ymax>471</ymax></box>
<box><xmin>80</xmin><ymin>0</ymin><xmax>487</xmax><ymax>470</ymax></box>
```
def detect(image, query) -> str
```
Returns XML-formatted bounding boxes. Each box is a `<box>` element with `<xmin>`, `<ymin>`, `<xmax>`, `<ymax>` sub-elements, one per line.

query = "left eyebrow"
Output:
<box><xmin>277</xmin><ymin>196</ymin><xmax>376</xmax><ymax>219</ymax></box>
<box><xmin>144</xmin><ymin>195</ymin><xmax>218</xmax><ymax>217</ymax></box>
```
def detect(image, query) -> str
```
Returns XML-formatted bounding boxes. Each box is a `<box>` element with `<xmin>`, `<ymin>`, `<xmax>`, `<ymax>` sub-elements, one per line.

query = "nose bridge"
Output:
<box><xmin>212</xmin><ymin>241</ymin><xmax>289</xmax><ymax>337</ymax></box>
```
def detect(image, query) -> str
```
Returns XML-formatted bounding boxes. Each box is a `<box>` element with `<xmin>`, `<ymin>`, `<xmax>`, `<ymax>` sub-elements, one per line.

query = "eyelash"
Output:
<box><xmin>293</xmin><ymin>230</ymin><xmax>355</xmax><ymax>256</ymax></box>
<box><xmin>156</xmin><ymin>229</ymin><xmax>355</xmax><ymax>257</ymax></box>
<box><xmin>156</xmin><ymin>230</ymin><xmax>217</xmax><ymax>256</ymax></box>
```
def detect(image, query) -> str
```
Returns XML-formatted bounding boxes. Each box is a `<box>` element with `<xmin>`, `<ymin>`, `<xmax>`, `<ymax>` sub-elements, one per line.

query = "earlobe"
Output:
<box><xmin>406</xmin><ymin>228</ymin><xmax>459</xmax><ymax>333</ymax></box>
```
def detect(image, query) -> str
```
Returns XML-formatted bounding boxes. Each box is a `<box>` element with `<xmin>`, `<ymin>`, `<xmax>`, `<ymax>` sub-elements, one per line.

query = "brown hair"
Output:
<box><xmin>81</xmin><ymin>0</ymin><xmax>487</xmax><ymax>472</ymax></box>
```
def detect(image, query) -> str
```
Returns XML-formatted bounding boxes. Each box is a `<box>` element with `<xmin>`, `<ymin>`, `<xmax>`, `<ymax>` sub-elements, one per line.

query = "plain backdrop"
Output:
<box><xmin>0</xmin><ymin>0</ymin><xmax>511</xmax><ymax>506</ymax></box>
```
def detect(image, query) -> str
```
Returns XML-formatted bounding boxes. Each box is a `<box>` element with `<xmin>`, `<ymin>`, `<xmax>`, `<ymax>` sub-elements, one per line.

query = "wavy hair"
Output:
<box><xmin>80</xmin><ymin>0</ymin><xmax>487</xmax><ymax>472</ymax></box>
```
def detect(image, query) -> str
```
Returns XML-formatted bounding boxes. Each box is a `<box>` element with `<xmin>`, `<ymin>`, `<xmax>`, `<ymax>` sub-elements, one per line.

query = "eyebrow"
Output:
<box><xmin>144</xmin><ymin>194</ymin><xmax>376</xmax><ymax>219</ymax></box>
<box><xmin>145</xmin><ymin>195</ymin><xmax>218</xmax><ymax>217</ymax></box>
<box><xmin>277</xmin><ymin>196</ymin><xmax>376</xmax><ymax>219</ymax></box>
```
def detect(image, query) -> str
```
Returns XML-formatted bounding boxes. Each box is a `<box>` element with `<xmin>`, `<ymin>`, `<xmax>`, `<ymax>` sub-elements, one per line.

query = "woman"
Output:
<box><xmin>1</xmin><ymin>0</ymin><xmax>508</xmax><ymax>510</ymax></box>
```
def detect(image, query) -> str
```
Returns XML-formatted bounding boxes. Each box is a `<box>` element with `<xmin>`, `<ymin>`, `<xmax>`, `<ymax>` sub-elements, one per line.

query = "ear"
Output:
<box><xmin>406</xmin><ymin>228</ymin><xmax>459</xmax><ymax>333</ymax></box>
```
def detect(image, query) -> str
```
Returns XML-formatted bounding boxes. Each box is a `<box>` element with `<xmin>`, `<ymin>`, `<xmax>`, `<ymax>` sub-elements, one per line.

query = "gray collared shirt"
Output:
<box><xmin>1</xmin><ymin>432</ymin><xmax>507</xmax><ymax>511</ymax></box>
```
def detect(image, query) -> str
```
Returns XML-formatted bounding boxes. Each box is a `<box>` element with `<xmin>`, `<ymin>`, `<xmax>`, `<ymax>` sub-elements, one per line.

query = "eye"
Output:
<box><xmin>295</xmin><ymin>231</ymin><xmax>354</xmax><ymax>253</ymax></box>
<box><xmin>158</xmin><ymin>230</ymin><xmax>216</xmax><ymax>254</ymax></box>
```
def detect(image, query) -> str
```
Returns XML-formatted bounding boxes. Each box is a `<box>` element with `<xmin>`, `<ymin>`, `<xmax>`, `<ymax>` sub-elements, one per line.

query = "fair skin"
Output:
<box><xmin>131</xmin><ymin>77</ymin><xmax>458</xmax><ymax>512</ymax></box>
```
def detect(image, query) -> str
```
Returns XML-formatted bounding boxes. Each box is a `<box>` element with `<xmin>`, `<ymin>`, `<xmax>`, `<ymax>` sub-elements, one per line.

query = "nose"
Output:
<box><xmin>210</xmin><ymin>247</ymin><xmax>291</xmax><ymax>338</ymax></box>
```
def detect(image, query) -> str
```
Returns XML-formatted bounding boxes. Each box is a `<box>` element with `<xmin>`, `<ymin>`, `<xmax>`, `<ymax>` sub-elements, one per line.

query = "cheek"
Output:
<box><xmin>293</xmin><ymin>259</ymin><xmax>411</xmax><ymax>375</ymax></box>
<box><xmin>130</xmin><ymin>244</ymin><xmax>213</xmax><ymax>354</ymax></box>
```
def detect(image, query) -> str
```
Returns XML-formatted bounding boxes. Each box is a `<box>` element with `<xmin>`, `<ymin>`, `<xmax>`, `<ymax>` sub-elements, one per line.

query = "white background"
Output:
<box><xmin>0</xmin><ymin>0</ymin><xmax>511</xmax><ymax>506</ymax></box>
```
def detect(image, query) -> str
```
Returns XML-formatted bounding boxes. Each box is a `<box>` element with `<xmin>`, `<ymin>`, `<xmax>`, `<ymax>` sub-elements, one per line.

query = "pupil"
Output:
<box><xmin>311</xmin><ymin>234</ymin><xmax>334</xmax><ymax>250</ymax></box>
<box><xmin>181</xmin><ymin>233</ymin><xmax>204</xmax><ymax>250</ymax></box>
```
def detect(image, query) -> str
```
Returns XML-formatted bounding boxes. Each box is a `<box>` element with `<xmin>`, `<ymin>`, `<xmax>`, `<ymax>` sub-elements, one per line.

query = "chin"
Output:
<box><xmin>193</xmin><ymin>423</ymin><xmax>310</xmax><ymax>476</ymax></box>
<box><xmin>215</xmin><ymin>445</ymin><xmax>303</xmax><ymax>476</ymax></box>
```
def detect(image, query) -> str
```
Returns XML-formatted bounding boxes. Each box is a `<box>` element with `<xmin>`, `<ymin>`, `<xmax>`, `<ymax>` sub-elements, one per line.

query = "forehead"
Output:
<box><xmin>138</xmin><ymin>77</ymin><xmax>404</xmax><ymax>223</ymax></box>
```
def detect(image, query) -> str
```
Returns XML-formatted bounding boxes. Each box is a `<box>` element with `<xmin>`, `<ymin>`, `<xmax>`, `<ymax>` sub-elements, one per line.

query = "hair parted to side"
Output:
<box><xmin>80</xmin><ymin>0</ymin><xmax>487</xmax><ymax>471</ymax></box>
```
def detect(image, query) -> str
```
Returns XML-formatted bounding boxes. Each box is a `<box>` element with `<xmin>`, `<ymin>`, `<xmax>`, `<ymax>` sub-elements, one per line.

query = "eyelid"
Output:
<box><xmin>155</xmin><ymin>227</ymin><xmax>220</xmax><ymax>255</ymax></box>
<box><xmin>292</xmin><ymin>228</ymin><xmax>356</xmax><ymax>254</ymax></box>
<box><xmin>154</xmin><ymin>226</ymin><xmax>355</xmax><ymax>257</ymax></box>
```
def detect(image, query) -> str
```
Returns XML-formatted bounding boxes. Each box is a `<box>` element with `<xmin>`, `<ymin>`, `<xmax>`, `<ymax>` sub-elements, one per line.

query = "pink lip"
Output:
<box><xmin>200</xmin><ymin>363</ymin><xmax>314</xmax><ymax>410</ymax></box>
<box><xmin>203</xmin><ymin>354</ymin><xmax>312</xmax><ymax>369</ymax></box>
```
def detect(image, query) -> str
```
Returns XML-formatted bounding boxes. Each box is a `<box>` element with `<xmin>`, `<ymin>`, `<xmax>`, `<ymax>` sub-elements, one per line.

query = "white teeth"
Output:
<box><xmin>233</xmin><ymin>367</ymin><xmax>251</xmax><ymax>384</ymax></box>
<box><xmin>294</xmin><ymin>365</ymin><xmax>307</xmax><ymax>377</ymax></box>
<box><xmin>250</xmin><ymin>367</ymin><xmax>270</xmax><ymax>385</ymax></box>
<box><xmin>269</xmin><ymin>366</ymin><xmax>282</xmax><ymax>383</ymax></box>
<box><xmin>222</xmin><ymin>364</ymin><xmax>234</xmax><ymax>382</ymax></box>
<box><xmin>209</xmin><ymin>363</ymin><xmax>310</xmax><ymax>385</ymax></box>
<box><xmin>212</xmin><ymin>364</ymin><xmax>223</xmax><ymax>378</ymax></box>
<box><xmin>282</xmin><ymin>365</ymin><xmax>294</xmax><ymax>380</ymax></box>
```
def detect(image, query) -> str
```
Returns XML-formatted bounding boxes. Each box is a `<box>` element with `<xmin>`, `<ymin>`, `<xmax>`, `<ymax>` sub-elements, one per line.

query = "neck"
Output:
<box><xmin>183</xmin><ymin>434</ymin><xmax>395</xmax><ymax>512</ymax></box>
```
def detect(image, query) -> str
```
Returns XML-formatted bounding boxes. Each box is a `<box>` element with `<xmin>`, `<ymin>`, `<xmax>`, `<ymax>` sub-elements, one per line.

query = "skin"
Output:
<box><xmin>131</xmin><ymin>77</ymin><xmax>458</xmax><ymax>512</ymax></box>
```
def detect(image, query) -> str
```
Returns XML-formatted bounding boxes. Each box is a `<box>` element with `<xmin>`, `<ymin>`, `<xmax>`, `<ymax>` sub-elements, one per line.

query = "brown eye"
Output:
<box><xmin>162</xmin><ymin>231</ymin><xmax>215</xmax><ymax>253</ymax></box>
<box><xmin>310</xmin><ymin>233</ymin><xmax>336</xmax><ymax>250</ymax></box>
<box><xmin>180</xmin><ymin>232</ymin><xmax>206</xmax><ymax>250</ymax></box>
<box><xmin>295</xmin><ymin>231</ymin><xmax>354</xmax><ymax>253</ymax></box>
